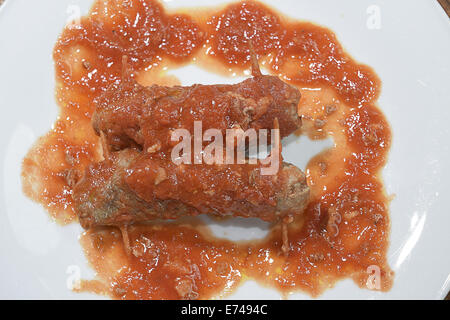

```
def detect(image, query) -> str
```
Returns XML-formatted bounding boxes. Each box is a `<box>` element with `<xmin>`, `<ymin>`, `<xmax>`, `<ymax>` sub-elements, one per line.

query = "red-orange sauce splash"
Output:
<box><xmin>22</xmin><ymin>0</ymin><xmax>393</xmax><ymax>299</ymax></box>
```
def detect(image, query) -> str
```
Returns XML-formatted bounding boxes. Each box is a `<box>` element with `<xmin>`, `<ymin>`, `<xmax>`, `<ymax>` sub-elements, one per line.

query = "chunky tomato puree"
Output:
<box><xmin>22</xmin><ymin>0</ymin><xmax>393</xmax><ymax>299</ymax></box>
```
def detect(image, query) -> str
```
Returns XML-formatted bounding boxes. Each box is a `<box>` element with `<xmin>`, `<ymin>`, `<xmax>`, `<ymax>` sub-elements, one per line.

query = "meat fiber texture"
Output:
<box><xmin>73</xmin><ymin>61</ymin><xmax>309</xmax><ymax>229</ymax></box>
<box><xmin>92</xmin><ymin>68</ymin><xmax>302</xmax><ymax>153</ymax></box>
<box><xmin>74</xmin><ymin>149</ymin><xmax>309</xmax><ymax>229</ymax></box>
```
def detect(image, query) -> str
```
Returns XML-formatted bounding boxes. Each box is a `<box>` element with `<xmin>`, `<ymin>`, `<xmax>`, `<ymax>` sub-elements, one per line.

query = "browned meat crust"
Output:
<box><xmin>73</xmin><ymin>149</ymin><xmax>309</xmax><ymax>229</ymax></box>
<box><xmin>73</xmin><ymin>57</ymin><xmax>309</xmax><ymax>245</ymax></box>
<box><xmin>92</xmin><ymin>64</ymin><xmax>301</xmax><ymax>153</ymax></box>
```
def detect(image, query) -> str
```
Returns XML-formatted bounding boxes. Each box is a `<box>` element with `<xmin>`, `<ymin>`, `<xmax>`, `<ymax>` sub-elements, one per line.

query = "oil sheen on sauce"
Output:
<box><xmin>21</xmin><ymin>0</ymin><xmax>393</xmax><ymax>299</ymax></box>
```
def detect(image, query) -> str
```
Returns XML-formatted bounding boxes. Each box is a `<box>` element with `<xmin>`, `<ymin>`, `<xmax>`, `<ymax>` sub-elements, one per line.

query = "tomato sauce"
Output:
<box><xmin>22</xmin><ymin>0</ymin><xmax>393</xmax><ymax>299</ymax></box>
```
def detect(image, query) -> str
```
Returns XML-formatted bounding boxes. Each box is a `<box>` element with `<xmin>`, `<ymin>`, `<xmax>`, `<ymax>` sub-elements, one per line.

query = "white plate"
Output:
<box><xmin>0</xmin><ymin>0</ymin><xmax>449</xmax><ymax>299</ymax></box>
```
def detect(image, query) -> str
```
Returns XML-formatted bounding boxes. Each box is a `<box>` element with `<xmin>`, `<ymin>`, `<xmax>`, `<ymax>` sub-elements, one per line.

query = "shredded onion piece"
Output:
<box><xmin>119</xmin><ymin>225</ymin><xmax>131</xmax><ymax>257</ymax></box>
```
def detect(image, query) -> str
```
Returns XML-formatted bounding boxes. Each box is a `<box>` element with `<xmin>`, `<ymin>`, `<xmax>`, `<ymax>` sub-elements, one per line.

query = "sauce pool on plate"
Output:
<box><xmin>22</xmin><ymin>0</ymin><xmax>393</xmax><ymax>299</ymax></box>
